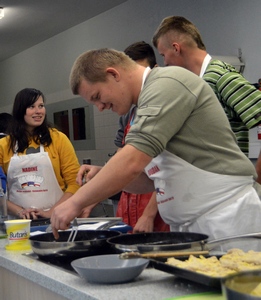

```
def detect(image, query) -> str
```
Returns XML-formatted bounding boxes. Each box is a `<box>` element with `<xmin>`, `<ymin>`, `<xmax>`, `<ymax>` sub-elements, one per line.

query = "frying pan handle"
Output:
<box><xmin>206</xmin><ymin>232</ymin><xmax>261</xmax><ymax>247</ymax></box>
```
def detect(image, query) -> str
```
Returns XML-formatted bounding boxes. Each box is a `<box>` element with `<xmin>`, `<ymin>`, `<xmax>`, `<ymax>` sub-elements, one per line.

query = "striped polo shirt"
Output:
<box><xmin>203</xmin><ymin>60</ymin><xmax>261</xmax><ymax>156</ymax></box>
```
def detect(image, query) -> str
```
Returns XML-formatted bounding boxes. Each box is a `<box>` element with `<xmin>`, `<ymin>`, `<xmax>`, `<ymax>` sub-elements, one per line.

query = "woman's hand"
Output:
<box><xmin>18</xmin><ymin>207</ymin><xmax>51</xmax><ymax>219</ymax></box>
<box><xmin>35</xmin><ymin>208</ymin><xmax>52</xmax><ymax>219</ymax></box>
<box><xmin>18</xmin><ymin>207</ymin><xmax>38</xmax><ymax>219</ymax></box>
<box><xmin>133</xmin><ymin>215</ymin><xmax>154</xmax><ymax>233</ymax></box>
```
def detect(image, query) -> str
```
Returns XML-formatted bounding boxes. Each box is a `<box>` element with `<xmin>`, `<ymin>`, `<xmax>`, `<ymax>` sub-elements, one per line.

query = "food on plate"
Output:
<box><xmin>166</xmin><ymin>248</ymin><xmax>261</xmax><ymax>277</ymax></box>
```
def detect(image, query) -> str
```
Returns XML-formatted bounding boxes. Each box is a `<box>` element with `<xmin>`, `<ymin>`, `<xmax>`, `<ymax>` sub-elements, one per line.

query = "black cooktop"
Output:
<box><xmin>24</xmin><ymin>252</ymin><xmax>77</xmax><ymax>275</ymax></box>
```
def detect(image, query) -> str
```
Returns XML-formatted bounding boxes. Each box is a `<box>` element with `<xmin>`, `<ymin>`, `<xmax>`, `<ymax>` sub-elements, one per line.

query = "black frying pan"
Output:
<box><xmin>107</xmin><ymin>232</ymin><xmax>208</xmax><ymax>253</ymax></box>
<box><xmin>106</xmin><ymin>231</ymin><xmax>261</xmax><ymax>253</ymax></box>
<box><xmin>29</xmin><ymin>230</ymin><xmax>121</xmax><ymax>260</ymax></box>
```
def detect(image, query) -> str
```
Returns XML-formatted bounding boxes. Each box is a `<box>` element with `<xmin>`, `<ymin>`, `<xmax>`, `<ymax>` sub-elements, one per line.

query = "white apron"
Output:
<box><xmin>7</xmin><ymin>144</ymin><xmax>63</xmax><ymax>211</ymax></box>
<box><xmin>144</xmin><ymin>150</ymin><xmax>261</xmax><ymax>251</ymax></box>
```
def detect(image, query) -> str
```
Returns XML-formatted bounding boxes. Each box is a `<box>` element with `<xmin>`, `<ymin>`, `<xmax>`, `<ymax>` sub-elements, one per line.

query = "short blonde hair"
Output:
<box><xmin>152</xmin><ymin>16</ymin><xmax>206</xmax><ymax>50</ymax></box>
<box><xmin>70</xmin><ymin>48</ymin><xmax>136</xmax><ymax>94</ymax></box>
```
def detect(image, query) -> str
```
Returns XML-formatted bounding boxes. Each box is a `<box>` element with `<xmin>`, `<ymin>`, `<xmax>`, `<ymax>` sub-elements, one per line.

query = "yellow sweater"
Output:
<box><xmin>0</xmin><ymin>129</ymin><xmax>80</xmax><ymax>194</ymax></box>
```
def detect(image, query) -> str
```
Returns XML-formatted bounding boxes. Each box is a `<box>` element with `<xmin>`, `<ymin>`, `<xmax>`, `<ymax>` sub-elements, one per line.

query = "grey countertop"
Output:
<box><xmin>0</xmin><ymin>238</ymin><xmax>219</xmax><ymax>300</ymax></box>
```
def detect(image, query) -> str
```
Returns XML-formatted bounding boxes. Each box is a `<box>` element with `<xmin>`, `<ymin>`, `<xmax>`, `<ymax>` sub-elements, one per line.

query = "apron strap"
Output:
<box><xmin>14</xmin><ymin>141</ymin><xmax>44</xmax><ymax>155</ymax></box>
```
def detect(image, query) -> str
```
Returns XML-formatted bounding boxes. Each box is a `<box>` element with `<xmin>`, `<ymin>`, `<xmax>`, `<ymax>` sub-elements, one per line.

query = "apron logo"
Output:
<box><xmin>18</xmin><ymin>175</ymin><xmax>44</xmax><ymax>188</ymax></box>
<box><xmin>158</xmin><ymin>196</ymin><xmax>174</xmax><ymax>204</ymax></box>
<box><xmin>147</xmin><ymin>165</ymin><xmax>160</xmax><ymax>176</ymax></box>
<box><xmin>156</xmin><ymin>187</ymin><xmax>165</xmax><ymax>195</ymax></box>
<box><xmin>156</xmin><ymin>179</ymin><xmax>166</xmax><ymax>196</ymax></box>
<box><xmin>22</xmin><ymin>166</ymin><xmax>38</xmax><ymax>172</ymax></box>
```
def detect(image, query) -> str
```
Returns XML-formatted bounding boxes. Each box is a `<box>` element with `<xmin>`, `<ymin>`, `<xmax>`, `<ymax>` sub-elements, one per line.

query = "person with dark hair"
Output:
<box><xmin>50</xmin><ymin>49</ymin><xmax>261</xmax><ymax>251</ymax></box>
<box><xmin>0</xmin><ymin>112</ymin><xmax>13</xmax><ymax>139</ymax></box>
<box><xmin>114</xmin><ymin>41</ymin><xmax>169</xmax><ymax>233</ymax></box>
<box><xmin>124</xmin><ymin>41</ymin><xmax>158</xmax><ymax>69</ymax></box>
<box><xmin>0</xmin><ymin>88</ymin><xmax>80</xmax><ymax>219</ymax></box>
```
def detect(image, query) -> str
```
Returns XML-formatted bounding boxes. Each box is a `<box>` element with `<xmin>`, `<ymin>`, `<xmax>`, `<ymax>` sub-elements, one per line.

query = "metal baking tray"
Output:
<box><xmin>150</xmin><ymin>258</ymin><xmax>224</xmax><ymax>288</ymax></box>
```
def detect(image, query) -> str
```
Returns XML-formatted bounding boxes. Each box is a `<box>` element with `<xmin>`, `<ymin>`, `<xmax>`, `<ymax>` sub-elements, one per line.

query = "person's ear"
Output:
<box><xmin>106</xmin><ymin>68</ymin><xmax>120</xmax><ymax>81</ymax></box>
<box><xmin>172</xmin><ymin>42</ymin><xmax>181</xmax><ymax>56</ymax></box>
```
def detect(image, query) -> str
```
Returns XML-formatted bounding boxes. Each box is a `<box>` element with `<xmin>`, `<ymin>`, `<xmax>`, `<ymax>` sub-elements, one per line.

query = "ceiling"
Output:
<box><xmin>0</xmin><ymin>0</ymin><xmax>127</xmax><ymax>62</ymax></box>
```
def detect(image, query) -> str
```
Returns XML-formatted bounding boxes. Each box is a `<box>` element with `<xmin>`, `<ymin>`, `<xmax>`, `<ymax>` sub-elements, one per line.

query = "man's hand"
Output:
<box><xmin>77</xmin><ymin>204</ymin><xmax>97</xmax><ymax>218</ymax></box>
<box><xmin>76</xmin><ymin>164</ymin><xmax>102</xmax><ymax>186</ymax></box>
<box><xmin>51</xmin><ymin>199</ymin><xmax>81</xmax><ymax>239</ymax></box>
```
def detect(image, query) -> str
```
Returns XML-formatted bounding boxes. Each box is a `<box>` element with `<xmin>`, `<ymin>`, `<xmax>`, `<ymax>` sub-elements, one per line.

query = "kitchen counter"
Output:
<box><xmin>0</xmin><ymin>239</ymin><xmax>219</xmax><ymax>300</ymax></box>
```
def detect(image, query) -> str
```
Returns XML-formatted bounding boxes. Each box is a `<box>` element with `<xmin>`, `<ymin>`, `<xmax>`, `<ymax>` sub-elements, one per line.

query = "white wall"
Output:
<box><xmin>1</xmin><ymin>0</ymin><xmax>261</xmax><ymax>163</ymax></box>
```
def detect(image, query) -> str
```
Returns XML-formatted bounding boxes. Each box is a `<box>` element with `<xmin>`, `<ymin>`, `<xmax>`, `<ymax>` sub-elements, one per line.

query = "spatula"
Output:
<box><xmin>119</xmin><ymin>250</ymin><xmax>209</xmax><ymax>259</ymax></box>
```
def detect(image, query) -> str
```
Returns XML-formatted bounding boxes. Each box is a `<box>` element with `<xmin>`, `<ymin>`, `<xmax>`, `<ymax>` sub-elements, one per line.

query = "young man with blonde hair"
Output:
<box><xmin>51</xmin><ymin>48</ymin><xmax>261</xmax><ymax>251</ymax></box>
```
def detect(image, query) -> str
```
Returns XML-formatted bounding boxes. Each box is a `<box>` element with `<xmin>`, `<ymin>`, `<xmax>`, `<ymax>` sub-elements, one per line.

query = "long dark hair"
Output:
<box><xmin>9</xmin><ymin>88</ymin><xmax>52</xmax><ymax>153</ymax></box>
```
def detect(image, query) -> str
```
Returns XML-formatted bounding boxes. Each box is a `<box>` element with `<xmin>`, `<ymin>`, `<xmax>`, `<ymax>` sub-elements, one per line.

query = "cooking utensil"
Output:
<box><xmin>107</xmin><ymin>232</ymin><xmax>208</xmax><ymax>253</ymax></box>
<box><xmin>67</xmin><ymin>218</ymin><xmax>78</xmax><ymax>242</ymax></box>
<box><xmin>120</xmin><ymin>250</ymin><xmax>209</xmax><ymax>259</ymax></box>
<box><xmin>45</xmin><ymin>223</ymin><xmax>52</xmax><ymax>233</ymax></box>
<box><xmin>44</xmin><ymin>217</ymin><xmax>122</xmax><ymax>233</ymax></box>
<box><xmin>96</xmin><ymin>219</ymin><xmax>122</xmax><ymax>230</ymax></box>
<box><xmin>75</xmin><ymin>217</ymin><xmax>122</xmax><ymax>227</ymax></box>
<box><xmin>29</xmin><ymin>230</ymin><xmax>121</xmax><ymax>259</ymax></box>
<box><xmin>107</xmin><ymin>232</ymin><xmax>261</xmax><ymax>253</ymax></box>
<box><xmin>71</xmin><ymin>254</ymin><xmax>149</xmax><ymax>284</ymax></box>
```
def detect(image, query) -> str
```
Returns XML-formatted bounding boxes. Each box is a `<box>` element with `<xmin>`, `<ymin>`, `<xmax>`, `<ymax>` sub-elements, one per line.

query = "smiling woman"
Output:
<box><xmin>23</xmin><ymin>95</ymin><xmax>46</xmax><ymax>133</ymax></box>
<box><xmin>0</xmin><ymin>88</ymin><xmax>80</xmax><ymax>220</ymax></box>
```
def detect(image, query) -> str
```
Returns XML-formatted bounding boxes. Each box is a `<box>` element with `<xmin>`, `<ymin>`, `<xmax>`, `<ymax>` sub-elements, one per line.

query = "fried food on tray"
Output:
<box><xmin>166</xmin><ymin>248</ymin><xmax>261</xmax><ymax>278</ymax></box>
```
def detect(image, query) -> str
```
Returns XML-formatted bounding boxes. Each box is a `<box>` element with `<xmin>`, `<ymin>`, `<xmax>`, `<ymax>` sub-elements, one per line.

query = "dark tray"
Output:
<box><xmin>31</xmin><ymin>218</ymin><xmax>50</xmax><ymax>226</ymax></box>
<box><xmin>150</xmin><ymin>258</ymin><xmax>224</xmax><ymax>288</ymax></box>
